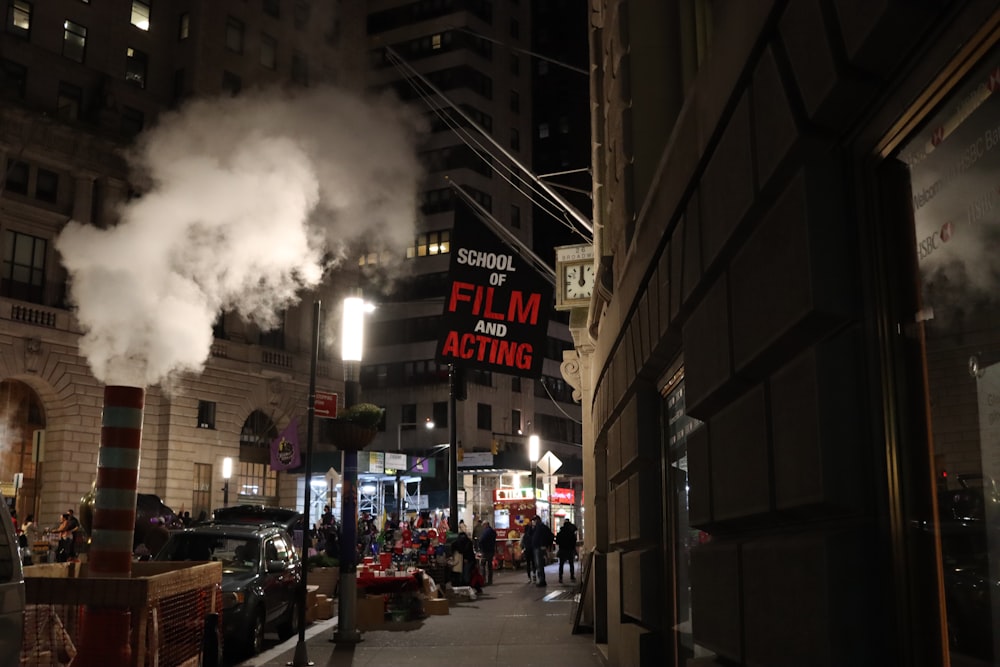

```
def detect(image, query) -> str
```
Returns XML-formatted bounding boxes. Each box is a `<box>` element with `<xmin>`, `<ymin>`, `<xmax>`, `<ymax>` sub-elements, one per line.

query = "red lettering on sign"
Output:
<box><xmin>440</xmin><ymin>331</ymin><xmax>534</xmax><ymax>369</ymax></box>
<box><xmin>447</xmin><ymin>282</ymin><xmax>543</xmax><ymax>325</ymax></box>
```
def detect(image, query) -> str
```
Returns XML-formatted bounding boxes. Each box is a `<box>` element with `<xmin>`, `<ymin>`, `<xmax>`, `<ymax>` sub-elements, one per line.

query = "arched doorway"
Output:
<box><xmin>0</xmin><ymin>379</ymin><xmax>45</xmax><ymax>521</ymax></box>
<box><xmin>237</xmin><ymin>410</ymin><xmax>279</xmax><ymax>504</ymax></box>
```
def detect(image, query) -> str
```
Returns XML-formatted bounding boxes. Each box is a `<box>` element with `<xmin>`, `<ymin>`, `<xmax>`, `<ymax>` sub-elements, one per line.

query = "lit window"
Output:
<box><xmin>125</xmin><ymin>47</ymin><xmax>147</xmax><ymax>88</ymax></box>
<box><xmin>539</xmin><ymin>123</ymin><xmax>550</xmax><ymax>139</ymax></box>
<box><xmin>131</xmin><ymin>0</ymin><xmax>151</xmax><ymax>31</ymax></box>
<box><xmin>62</xmin><ymin>20</ymin><xmax>87</xmax><ymax>63</ymax></box>
<box><xmin>432</xmin><ymin>33</ymin><xmax>442</xmax><ymax>50</ymax></box>
<box><xmin>197</xmin><ymin>401</ymin><xmax>216</xmax><ymax>429</ymax></box>
<box><xmin>178</xmin><ymin>12</ymin><xmax>190</xmax><ymax>40</ymax></box>
<box><xmin>10</xmin><ymin>1</ymin><xmax>31</xmax><ymax>36</ymax></box>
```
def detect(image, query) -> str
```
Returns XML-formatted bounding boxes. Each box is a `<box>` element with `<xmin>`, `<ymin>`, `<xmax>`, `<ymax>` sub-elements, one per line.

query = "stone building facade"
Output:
<box><xmin>576</xmin><ymin>1</ymin><xmax>1000</xmax><ymax>665</ymax></box>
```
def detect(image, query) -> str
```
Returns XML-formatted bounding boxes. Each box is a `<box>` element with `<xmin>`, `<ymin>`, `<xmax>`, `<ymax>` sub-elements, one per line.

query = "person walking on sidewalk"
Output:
<box><xmin>520</xmin><ymin>521</ymin><xmax>536</xmax><ymax>583</ymax></box>
<box><xmin>555</xmin><ymin>519</ymin><xmax>578</xmax><ymax>583</ymax></box>
<box><xmin>479</xmin><ymin>520</ymin><xmax>497</xmax><ymax>585</ymax></box>
<box><xmin>529</xmin><ymin>516</ymin><xmax>554</xmax><ymax>587</ymax></box>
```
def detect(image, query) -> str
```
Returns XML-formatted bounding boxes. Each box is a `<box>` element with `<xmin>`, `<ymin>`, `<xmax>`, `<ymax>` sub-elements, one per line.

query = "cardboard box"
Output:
<box><xmin>316</xmin><ymin>597</ymin><xmax>334</xmax><ymax>620</ymax></box>
<box><xmin>357</xmin><ymin>594</ymin><xmax>385</xmax><ymax>630</ymax></box>
<box><xmin>424</xmin><ymin>597</ymin><xmax>449</xmax><ymax>615</ymax></box>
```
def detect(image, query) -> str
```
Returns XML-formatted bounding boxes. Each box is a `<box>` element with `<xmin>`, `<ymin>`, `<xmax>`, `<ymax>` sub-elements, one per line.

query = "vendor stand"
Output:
<box><xmin>491</xmin><ymin>489</ymin><xmax>536</xmax><ymax>569</ymax></box>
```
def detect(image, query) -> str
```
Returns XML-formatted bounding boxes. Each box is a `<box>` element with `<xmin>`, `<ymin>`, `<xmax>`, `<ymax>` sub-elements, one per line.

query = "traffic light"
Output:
<box><xmin>457</xmin><ymin>446</ymin><xmax>464</xmax><ymax>462</ymax></box>
<box><xmin>451</xmin><ymin>365</ymin><xmax>467</xmax><ymax>401</ymax></box>
<box><xmin>491</xmin><ymin>439</ymin><xmax>499</xmax><ymax>455</ymax></box>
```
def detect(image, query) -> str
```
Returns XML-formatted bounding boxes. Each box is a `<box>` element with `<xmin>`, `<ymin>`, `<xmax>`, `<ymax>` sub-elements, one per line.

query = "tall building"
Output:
<box><xmin>581</xmin><ymin>1</ymin><xmax>1000</xmax><ymax>665</ymax></box>
<box><xmin>0</xmin><ymin>1</ymin><xmax>383</xmax><ymax>528</ymax></box>
<box><xmin>360</xmin><ymin>0</ymin><xmax>585</xmax><ymax>528</ymax></box>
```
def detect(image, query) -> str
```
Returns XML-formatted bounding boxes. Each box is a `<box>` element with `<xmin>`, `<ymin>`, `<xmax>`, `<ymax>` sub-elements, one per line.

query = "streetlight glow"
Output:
<box><xmin>529</xmin><ymin>434</ymin><xmax>540</xmax><ymax>462</ymax></box>
<box><xmin>341</xmin><ymin>296</ymin><xmax>374</xmax><ymax>362</ymax></box>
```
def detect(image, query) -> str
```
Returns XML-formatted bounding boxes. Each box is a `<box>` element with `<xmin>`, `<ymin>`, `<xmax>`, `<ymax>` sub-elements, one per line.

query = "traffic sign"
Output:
<box><xmin>314</xmin><ymin>391</ymin><xmax>338</xmax><ymax>418</ymax></box>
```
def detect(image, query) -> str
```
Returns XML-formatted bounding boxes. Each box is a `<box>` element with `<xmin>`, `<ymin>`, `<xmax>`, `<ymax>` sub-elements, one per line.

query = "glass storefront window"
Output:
<box><xmin>665</xmin><ymin>374</ymin><xmax>714</xmax><ymax>662</ymax></box>
<box><xmin>898</xmin><ymin>46</ymin><xmax>1000</xmax><ymax>665</ymax></box>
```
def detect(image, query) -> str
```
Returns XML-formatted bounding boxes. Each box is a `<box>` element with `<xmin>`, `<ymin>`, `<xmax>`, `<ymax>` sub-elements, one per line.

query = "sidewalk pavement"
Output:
<box><xmin>236</xmin><ymin>561</ymin><xmax>607</xmax><ymax>667</ymax></box>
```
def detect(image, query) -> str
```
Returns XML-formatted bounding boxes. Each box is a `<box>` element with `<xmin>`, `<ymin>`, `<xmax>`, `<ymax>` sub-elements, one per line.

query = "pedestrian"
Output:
<box><xmin>450</xmin><ymin>530</ymin><xmax>475</xmax><ymax>585</ymax></box>
<box><xmin>479</xmin><ymin>520</ymin><xmax>497</xmax><ymax>585</ymax></box>
<box><xmin>55</xmin><ymin>511</ymin><xmax>78</xmax><ymax>562</ymax></box>
<box><xmin>321</xmin><ymin>505</ymin><xmax>333</xmax><ymax>527</ymax></box>
<box><xmin>529</xmin><ymin>515</ymin><xmax>554</xmax><ymax>587</ymax></box>
<box><xmin>472</xmin><ymin>517</ymin><xmax>484</xmax><ymax>548</ymax></box>
<box><xmin>555</xmin><ymin>519</ymin><xmax>578</xmax><ymax>583</ymax></box>
<box><xmin>520</xmin><ymin>520</ymin><xmax>535</xmax><ymax>583</ymax></box>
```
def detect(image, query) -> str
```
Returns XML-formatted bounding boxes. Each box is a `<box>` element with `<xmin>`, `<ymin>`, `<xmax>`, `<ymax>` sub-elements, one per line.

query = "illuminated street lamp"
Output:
<box><xmin>334</xmin><ymin>293</ymin><xmax>374</xmax><ymax>645</ymax></box>
<box><xmin>222</xmin><ymin>457</ymin><xmax>233</xmax><ymax>507</ymax></box>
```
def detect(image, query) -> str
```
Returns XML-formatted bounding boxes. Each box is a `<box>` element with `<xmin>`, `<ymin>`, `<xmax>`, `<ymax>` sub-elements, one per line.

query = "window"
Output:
<box><xmin>221</xmin><ymin>70</ymin><xmax>241</xmax><ymax>96</ymax></box>
<box><xmin>539</xmin><ymin>123</ymin><xmax>550</xmax><ymax>139</ymax></box>
<box><xmin>35</xmin><ymin>168</ymin><xmax>58</xmax><ymax>203</ymax></box>
<box><xmin>477</xmin><ymin>403</ymin><xmax>492</xmax><ymax>430</ymax></box>
<box><xmin>259</xmin><ymin>311</ymin><xmax>284</xmax><ymax>349</ymax></box>
<box><xmin>511</xmin><ymin>409</ymin><xmax>521</xmax><ymax>433</ymax></box>
<box><xmin>538</xmin><ymin>60</ymin><xmax>549</xmax><ymax>75</ymax></box>
<box><xmin>225</xmin><ymin>17</ymin><xmax>243</xmax><ymax>53</ymax></box>
<box><xmin>510</xmin><ymin>53</ymin><xmax>519</xmax><ymax>75</ymax></box>
<box><xmin>5</xmin><ymin>160</ymin><xmax>27</xmax><ymax>194</ymax></box>
<box><xmin>197</xmin><ymin>400</ymin><xmax>216</xmax><ymax>429</ymax></box>
<box><xmin>56</xmin><ymin>81</ymin><xmax>81</xmax><ymax>119</ymax></box>
<box><xmin>0</xmin><ymin>59</ymin><xmax>26</xmax><ymax>98</ymax></box>
<box><xmin>62</xmin><ymin>20</ymin><xmax>87</xmax><ymax>63</ymax></box>
<box><xmin>236</xmin><ymin>461</ymin><xmax>277</xmax><ymax>499</ymax></box>
<box><xmin>9</xmin><ymin>0</ymin><xmax>30</xmax><ymax>37</ymax></box>
<box><xmin>510</xmin><ymin>18</ymin><xmax>519</xmax><ymax>39</ymax></box>
<box><xmin>263</xmin><ymin>0</ymin><xmax>279</xmax><ymax>18</ymax></box>
<box><xmin>558</xmin><ymin>116</ymin><xmax>570</xmax><ymax>134</ymax></box>
<box><xmin>512</xmin><ymin>377</ymin><xmax>521</xmax><ymax>393</ymax></box>
<box><xmin>178</xmin><ymin>12</ymin><xmax>190</xmax><ymax>40</ymax></box>
<box><xmin>130</xmin><ymin>1</ymin><xmax>150</xmax><ymax>31</ymax></box>
<box><xmin>510</xmin><ymin>128</ymin><xmax>520</xmax><ymax>150</ymax></box>
<box><xmin>433</xmin><ymin>402</ymin><xmax>448</xmax><ymax>429</ymax></box>
<box><xmin>2</xmin><ymin>229</ymin><xmax>47</xmax><ymax>303</ymax></box>
<box><xmin>293</xmin><ymin>1</ymin><xmax>309</xmax><ymax>29</ymax></box>
<box><xmin>291</xmin><ymin>53</ymin><xmax>308</xmax><ymax>85</ymax></box>
<box><xmin>510</xmin><ymin>90</ymin><xmax>519</xmax><ymax>114</ymax></box>
<box><xmin>511</xmin><ymin>204</ymin><xmax>521</xmax><ymax>229</ymax></box>
<box><xmin>172</xmin><ymin>68</ymin><xmax>186</xmax><ymax>104</ymax></box>
<box><xmin>125</xmin><ymin>47</ymin><xmax>147</xmax><ymax>88</ymax></box>
<box><xmin>121</xmin><ymin>106</ymin><xmax>144</xmax><ymax>136</ymax></box>
<box><xmin>401</xmin><ymin>404</ymin><xmax>416</xmax><ymax>428</ymax></box>
<box><xmin>260</xmin><ymin>34</ymin><xmax>276</xmax><ymax>69</ymax></box>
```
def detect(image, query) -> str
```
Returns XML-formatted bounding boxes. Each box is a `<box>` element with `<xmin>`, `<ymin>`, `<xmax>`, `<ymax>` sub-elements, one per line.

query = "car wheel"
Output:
<box><xmin>277</xmin><ymin>600</ymin><xmax>299</xmax><ymax>641</ymax></box>
<box><xmin>249</xmin><ymin>611</ymin><xmax>265</xmax><ymax>656</ymax></box>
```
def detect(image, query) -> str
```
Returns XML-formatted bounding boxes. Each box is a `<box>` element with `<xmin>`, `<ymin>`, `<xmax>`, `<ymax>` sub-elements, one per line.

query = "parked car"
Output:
<box><xmin>154</xmin><ymin>518</ymin><xmax>302</xmax><ymax>659</ymax></box>
<box><xmin>0</xmin><ymin>497</ymin><xmax>25</xmax><ymax>667</ymax></box>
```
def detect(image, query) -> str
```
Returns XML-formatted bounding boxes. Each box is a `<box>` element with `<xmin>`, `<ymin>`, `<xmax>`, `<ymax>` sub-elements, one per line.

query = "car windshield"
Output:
<box><xmin>157</xmin><ymin>534</ymin><xmax>260</xmax><ymax>573</ymax></box>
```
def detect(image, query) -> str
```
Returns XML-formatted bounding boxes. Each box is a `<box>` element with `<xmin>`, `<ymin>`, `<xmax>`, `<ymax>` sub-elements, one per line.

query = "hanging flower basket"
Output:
<box><xmin>328</xmin><ymin>420</ymin><xmax>378</xmax><ymax>451</ymax></box>
<box><xmin>327</xmin><ymin>403</ymin><xmax>383</xmax><ymax>451</ymax></box>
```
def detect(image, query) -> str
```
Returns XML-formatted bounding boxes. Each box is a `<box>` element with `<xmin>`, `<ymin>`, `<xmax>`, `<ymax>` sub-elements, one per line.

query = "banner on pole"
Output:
<box><xmin>269</xmin><ymin>418</ymin><xmax>302</xmax><ymax>471</ymax></box>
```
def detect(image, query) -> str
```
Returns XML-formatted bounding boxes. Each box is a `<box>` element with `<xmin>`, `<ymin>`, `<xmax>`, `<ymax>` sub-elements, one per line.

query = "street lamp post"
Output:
<box><xmin>222</xmin><ymin>457</ymin><xmax>233</xmax><ymax>507</ymax></box>
<box><xmin>333</xmin><ymin>294</ymin><xmax>373</xmax><ymax>645</ymax></box>
<box><xmin>528</xmin><ymin>435</ymin><xmax>539</xmax><ymax>511</ymax></box>
<box><xmin>396</xmin><ymin>419</ymin><xmax>434</xmax><ymax>519</ymax></box>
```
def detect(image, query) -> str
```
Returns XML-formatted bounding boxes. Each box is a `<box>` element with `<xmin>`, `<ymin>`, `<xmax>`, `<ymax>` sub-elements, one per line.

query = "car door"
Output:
<box><xmin>262</xmin><ymin>535</ymin><xmax>297</xmax><ymax>623</ymax></box>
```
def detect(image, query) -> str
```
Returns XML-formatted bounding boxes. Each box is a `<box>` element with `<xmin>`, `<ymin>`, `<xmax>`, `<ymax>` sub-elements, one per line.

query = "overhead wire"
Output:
<box><xmin>385</xmin><ymin>48</ymin><xmax>580</xmax><ymax>238</ymax></box>
<box><xmin>383</xmin><ymin>46</ymin><xmax>593</xmax><ymax>241</ymax></box>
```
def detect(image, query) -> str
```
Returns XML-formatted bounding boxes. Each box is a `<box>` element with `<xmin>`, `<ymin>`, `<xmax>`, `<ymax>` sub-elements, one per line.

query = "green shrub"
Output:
<box><xmin>337</xmin><ymin>403</ymin><xmax>384</xmax><ymax>428</ymax></box>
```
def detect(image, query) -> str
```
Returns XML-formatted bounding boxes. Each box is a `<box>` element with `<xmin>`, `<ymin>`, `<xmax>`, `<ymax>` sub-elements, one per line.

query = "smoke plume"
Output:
<box><xmin>56</xmin><ymin>86</ymin><xmax>424</xmax><ymax>387</ymax></box>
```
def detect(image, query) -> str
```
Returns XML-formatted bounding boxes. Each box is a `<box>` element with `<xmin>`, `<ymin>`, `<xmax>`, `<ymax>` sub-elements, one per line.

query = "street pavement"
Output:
<box><xmin>235</xmin><ymin>560</ymin><xmax>607</xmax><ymax>667</ymax></box>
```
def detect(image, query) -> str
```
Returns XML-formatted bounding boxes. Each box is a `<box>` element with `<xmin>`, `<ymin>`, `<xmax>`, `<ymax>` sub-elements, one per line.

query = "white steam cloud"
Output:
<box><xmin>56</xmin><ymin>86</ymin><xmax>424</xmax><ymax>387</ymax></box>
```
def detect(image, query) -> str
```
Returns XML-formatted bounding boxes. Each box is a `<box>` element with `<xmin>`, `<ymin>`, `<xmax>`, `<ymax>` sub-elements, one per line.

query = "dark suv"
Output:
<box><xmin>155</xmin><ymin>518</ymin><xmax>302</xmax><ymax>659</ymax></box>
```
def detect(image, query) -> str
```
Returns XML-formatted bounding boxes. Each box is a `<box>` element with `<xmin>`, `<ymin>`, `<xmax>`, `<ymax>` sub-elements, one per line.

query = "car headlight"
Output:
<box><xmin>223</xmin><ymin>591</ymin><xmax>246</xmax><ymax>609</ymax></box>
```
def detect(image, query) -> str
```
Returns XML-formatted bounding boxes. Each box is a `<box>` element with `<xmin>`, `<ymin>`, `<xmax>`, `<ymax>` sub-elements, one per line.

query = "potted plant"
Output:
<box><xmin>328</xmin><ymin>403</ymin><xmax>384</xmax><ymax>450</ymax></box>
<box><xmin>306</xmin><ymin>553</ymin><xmax>340</xmax><ymax>597</ymax></box>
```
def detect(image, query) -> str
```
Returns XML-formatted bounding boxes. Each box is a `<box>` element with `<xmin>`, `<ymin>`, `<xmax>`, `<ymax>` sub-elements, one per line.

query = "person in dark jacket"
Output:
<box><xmin>529</xmin><ymin>515</ymin><xmax>554</xmax><ymax>587</ymax></box>
<box><xmin>520</xmin><ymin>521</ymin><xmax>536</xmax><ymax>583</ymax></box>
<box><xmin>478</xmin><ymin>520</ymin><xmax>497</xmax><ymax>585</ymax></box>
<box><xmin>451</xmin><ymin>530</ymin><xmax>476</xmax><ymax>585</ymax></box>
<box><xmin>555</xmin><ymin>519</ymin><xmax>578</xmax><ymax>583</ymax></box>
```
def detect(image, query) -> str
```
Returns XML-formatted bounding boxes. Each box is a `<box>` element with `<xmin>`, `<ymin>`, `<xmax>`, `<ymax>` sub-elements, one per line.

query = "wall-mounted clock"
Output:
<box><xmin>555</xmin><ymin>243</ymin><xmax>595</xmax><ymax>310</ymax></box>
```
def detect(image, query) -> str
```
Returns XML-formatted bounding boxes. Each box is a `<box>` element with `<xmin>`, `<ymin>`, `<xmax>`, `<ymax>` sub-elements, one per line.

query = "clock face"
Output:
<box><xmin>564</xmin><ymin>263</ymin><xmax>595</xmax><ymax>300</ymax></box>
